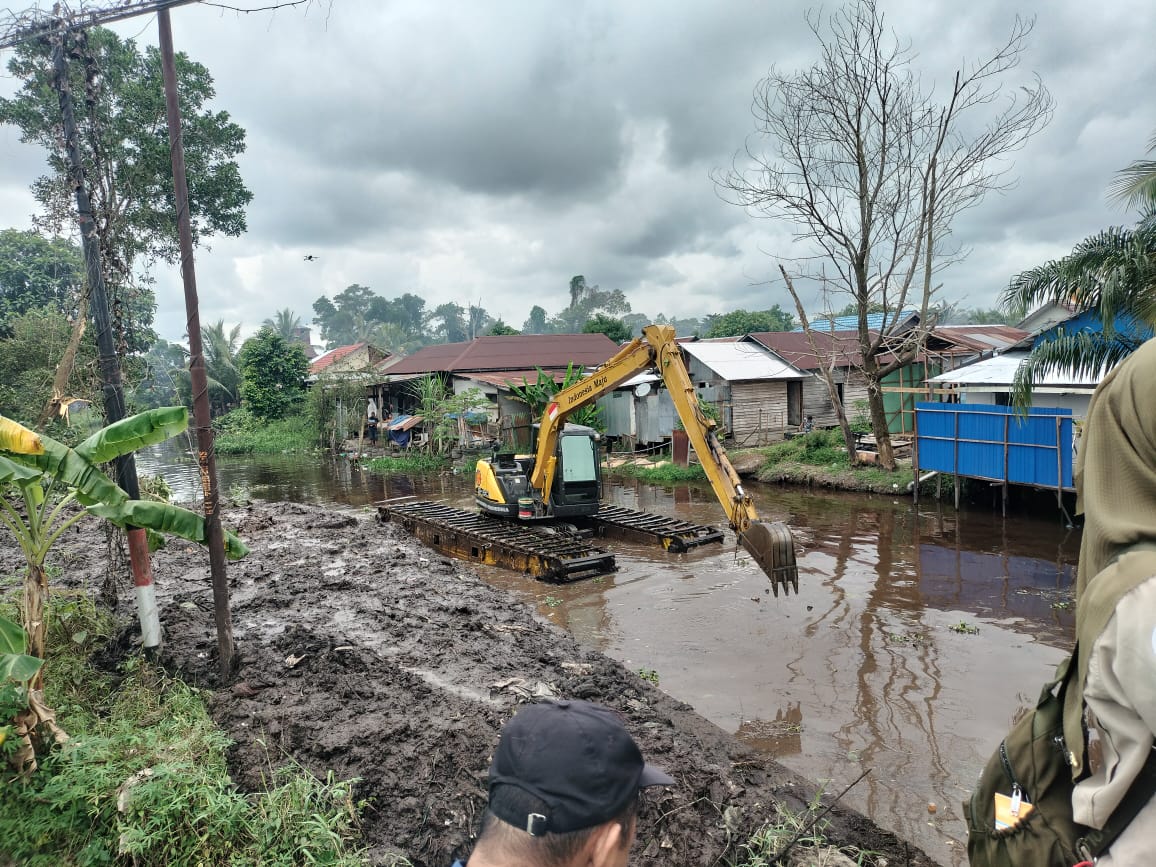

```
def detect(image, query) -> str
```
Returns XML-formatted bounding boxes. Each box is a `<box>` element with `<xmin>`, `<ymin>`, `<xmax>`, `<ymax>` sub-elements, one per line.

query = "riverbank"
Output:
<box><xmin>607</xmin><ymin>429</ymin><xmax>919</xmax><ymax>495</ymax></box>
<box><xmin>5</xmin><ymin>500</ymin><xmax>938</xmax><ymax>866</ymax></box>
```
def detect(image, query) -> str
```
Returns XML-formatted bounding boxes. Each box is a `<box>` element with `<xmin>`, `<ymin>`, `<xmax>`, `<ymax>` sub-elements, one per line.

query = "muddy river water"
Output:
<box><xmin>139</xmin><ymin>444</ymin><xmax>1080</xmax><ymax>865</ymax></box>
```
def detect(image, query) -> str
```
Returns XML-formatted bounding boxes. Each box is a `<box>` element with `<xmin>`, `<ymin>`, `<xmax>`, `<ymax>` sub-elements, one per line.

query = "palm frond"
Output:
<box><xmin>1011</xmin><ymin>330</ymin><xmax>1141</xmax><ymax>409</ymax></box>
<box><xmin>1108</xmin><ymin>132</ymin><xmax>1156</xmax><ymax>209</ymax></box>
<box><xmin>1002</xmin><ymin>221</ymin><xmax>1156</xmax><ymax>324</ymax></box>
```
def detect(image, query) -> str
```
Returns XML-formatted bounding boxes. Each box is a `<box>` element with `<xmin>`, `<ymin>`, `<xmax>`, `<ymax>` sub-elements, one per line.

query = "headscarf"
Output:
<box><xmin>1075</xmin><ymin>336</ymin><xmax>1156</xmax><ymax>598</ymax></box>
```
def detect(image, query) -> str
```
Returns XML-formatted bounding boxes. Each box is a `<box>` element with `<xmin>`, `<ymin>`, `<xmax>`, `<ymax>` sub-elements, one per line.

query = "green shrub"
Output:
<box><xmin>765</xmin><ymin>429</ymin><xmax>847</xmax><ymax>468</ymax></box>
<box><xmin>0</xmin><ymin>598</ymin><xmax>367</xmax><ymax>867</ymax></box>
<box><xmin>214</xmin><ymin>411</ymin><xmax>315</xmax><ymax>455</ymax></box>
<box><xmin>365</xmin><ymin>453</ymin><xmax>448</xmax><ymax>474</ymax></box>
<box><xmin>608</xmin><ymin>461</ymin><xmax>707</xmax><ymax>484</ymax></box>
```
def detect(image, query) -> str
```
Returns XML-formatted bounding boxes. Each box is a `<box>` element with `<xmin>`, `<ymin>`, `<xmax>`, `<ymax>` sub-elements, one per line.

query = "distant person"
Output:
<box><xmin>367</xmin><ymin>412</ymin><xmax>379</xmax><ymax>446</ymax></box>
<box><xmin>800</xmin><ymin>415</ymin><xmax>814</xmax><ymax>434</ymax></box>
<box><xmin>456</xmin><ymin>699</ymin><xmax>675</xmax><ymax>867</ymax></box>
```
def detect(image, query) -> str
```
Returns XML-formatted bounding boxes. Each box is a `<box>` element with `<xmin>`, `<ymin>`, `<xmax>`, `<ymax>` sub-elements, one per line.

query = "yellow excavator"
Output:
<box><xmin>472</xmin><ymin>324</ymin><xmax>799</xmax><ymax>595</ymax></box>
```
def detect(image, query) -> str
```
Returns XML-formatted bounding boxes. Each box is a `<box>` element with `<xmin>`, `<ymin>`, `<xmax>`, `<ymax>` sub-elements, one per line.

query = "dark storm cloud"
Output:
<box><xmin>2</xmin><ymin>0</ymin><xmax>1154</xmax><ymax>336</ymax></box>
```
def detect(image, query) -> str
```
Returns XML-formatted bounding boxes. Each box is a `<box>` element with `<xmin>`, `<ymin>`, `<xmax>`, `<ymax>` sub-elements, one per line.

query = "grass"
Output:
<box><xmin>365</xmin><ymin>452</ymin><xmax>449</xmax><ymax>474</ymax></box>
<box><xmin>730</xmin><ymin>795</ymin><xmax>883</xmax><ymax>866</ymax></box>
<box><xmin>214</xmin><ymin>409</ymin><xmax>317</xmax><ymax>455</ymax></box>
<box><xmin>607</xmin><ymin>430</ymin><xmax>921</xmax><ymax>495</ymax></box>
<box><xmin>0</xmin><ymin>595</ymin><xmax>368</xmax><ymax>867</ymax></box>
<box><xmin>750</xmin><ymin>430</ymin><xmax>918</xmax><ymax>494</ymax></box>
<box><xmin>607</xmin><ymin>460</ymin><xmax>707</xmax><ymax>484</ymax></box>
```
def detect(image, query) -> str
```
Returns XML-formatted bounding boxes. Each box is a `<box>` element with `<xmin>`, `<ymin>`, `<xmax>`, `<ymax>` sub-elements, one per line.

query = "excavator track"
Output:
<box><xmin>378</xmin><ymin>500</ymin><xmax>616</xmax><ymax>583</ymax></box>
<box><xmin>580</xmin><ymin>504</ymin><xmax>725</xmax><ymax>552</ymax></box>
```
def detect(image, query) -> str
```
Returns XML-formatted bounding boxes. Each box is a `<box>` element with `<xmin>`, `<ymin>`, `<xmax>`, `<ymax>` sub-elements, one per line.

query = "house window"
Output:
<box><xmin>836</xmin><ymin>382</ymin><xmax>845</xmax><ymax>404</ymax></box>
<box><xmin>994</xmin><ymin>392</ymin><xmax>1011</xmax><ymax>406</ymax></box>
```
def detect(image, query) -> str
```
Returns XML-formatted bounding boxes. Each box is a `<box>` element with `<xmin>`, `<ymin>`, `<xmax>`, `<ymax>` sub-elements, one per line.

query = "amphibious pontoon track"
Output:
<box><xmin>580</xmin><ymin>504</ymin><xmax>725</xmax><ymax>552</ymax></box>
<box><xmin>378</xmin><ymin>500</ymin><xmax>616</xmax><ymax>582</ymax></box>
<box><xmin>377</xmin><ymin>500</ymin><xmax>727</xmax><ymax>582</ymax></box>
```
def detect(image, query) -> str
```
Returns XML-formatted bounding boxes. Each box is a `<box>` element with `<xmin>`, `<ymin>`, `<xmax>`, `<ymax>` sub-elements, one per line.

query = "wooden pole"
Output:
<box><xmin>158</xmin><ymin>9</ymin><xmax>233</xmax><ymax>677</ymax></box>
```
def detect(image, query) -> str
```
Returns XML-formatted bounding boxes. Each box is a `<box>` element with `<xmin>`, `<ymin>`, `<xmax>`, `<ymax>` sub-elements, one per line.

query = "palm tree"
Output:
<box><xmin>200</xmin><ymin>320</ymin><xmax>243</xmax><ymax>415</ymax></box>
<box><xmin>1109</xmin><ymin>132</ymin><xmax>1156</xmax><ymax>209</ymax></box>
<box><xmin>1002</xmin><ymin>137</ymin><xmax>1156</xmax><ymax>405</ymax></box>
<box><xmin>262</xmin><ymin>308</ymin><xmax>302</xmax><ymax>341</ymax></box>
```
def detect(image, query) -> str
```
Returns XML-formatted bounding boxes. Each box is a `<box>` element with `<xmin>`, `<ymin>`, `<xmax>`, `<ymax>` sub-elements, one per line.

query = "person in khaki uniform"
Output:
<box><xmin>1071</xmin><ymin>336</ymin><xmax>1156</xmax><ymax>864</ymax></box>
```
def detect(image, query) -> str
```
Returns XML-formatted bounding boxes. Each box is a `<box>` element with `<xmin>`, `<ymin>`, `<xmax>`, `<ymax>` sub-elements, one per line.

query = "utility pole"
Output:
<box><xmin>1</xmin><ymin>1</ymin><xmax>241</xmax><ymax>676</ymax></box>
<box><xmin>50</xmin><ymin>27</ymin><xmax>162</xmax><ymax>658</ymax></box>
<box><xmin>158</xmin><ymin>7</ymin><xmax>233</xmax><ymax>676</ymax></box>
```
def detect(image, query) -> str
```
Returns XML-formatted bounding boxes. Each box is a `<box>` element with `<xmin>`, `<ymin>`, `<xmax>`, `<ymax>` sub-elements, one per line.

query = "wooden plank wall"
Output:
<box><xmin>801</xmin><ymin>370</ymin><xmax>869</xmax><ymax>428</ymax></box>
<box><xmin>731</xmin><ymin>381</ymin><xmax>790</xmax><ymax>445</ymax></box>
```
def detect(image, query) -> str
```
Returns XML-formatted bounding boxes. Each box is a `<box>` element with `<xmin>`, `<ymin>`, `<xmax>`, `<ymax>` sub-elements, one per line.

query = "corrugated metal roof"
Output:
<box><xmin>386</xmin><ymin>413</ymin><xmax>424</xmax><ymax>432</ymax></box>
<box><xmin>932</xmin><ymin>325</ymin><xmax>1028</xmax><ymax>351</ymax></box>
<box><xmin>746</xmin><ymin>330</ymin><xmax>864</xmax><ymax>370</ymax></box>
<box><xmin>380</xmin><ymin>333</ymin><xmax>619</xmax><ymax>376</ymax></box>
<box><xmin>381</xmin><ymin>340</ymin><xmax>470</xmax><ymax>375</ymax></box>
<box><xmin>793</xmin><ymin>310</ymin><xmax>919</xmax><ymax>333</ymax></box>
<box><xmin>928</xmin><ymin>352</ymin><xmax>1108</xmax><ymax>390</ymax></box>
<box><xmin>681</xmin><ymin>340</ymin><xmax>806</xmax><ymax>381</ymax></box>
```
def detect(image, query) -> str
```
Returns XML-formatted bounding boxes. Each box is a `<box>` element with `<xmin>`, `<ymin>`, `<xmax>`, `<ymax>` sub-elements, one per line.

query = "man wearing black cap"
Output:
<box><xmin>457</xmin><ymin>699</ymin><xmax>675</xmax><ymax>867</ymax></box>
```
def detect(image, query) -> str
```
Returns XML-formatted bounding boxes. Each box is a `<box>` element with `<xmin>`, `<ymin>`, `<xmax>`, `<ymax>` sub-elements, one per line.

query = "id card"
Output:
<box><xmin>994</xmin><ymin>792</ymin><xmax>1035</xmax><ymax>830</ymax></box>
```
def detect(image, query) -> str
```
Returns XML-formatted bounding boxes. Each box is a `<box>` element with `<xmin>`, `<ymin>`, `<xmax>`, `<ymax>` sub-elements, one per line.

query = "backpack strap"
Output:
<box><xmin>1060</xmin><ymin>544</ymin><xmax>1156</xmax><ymax>859</ymax></box>
<box><xmin>1076</xmin><ymin>747</ymin><xmax>1156</xmax><ymax>859</ymax></box>
<box><xmin>1063</xmin><ymin>545</ymin><xmax>1156</xmax><ymax>778</ymax></box>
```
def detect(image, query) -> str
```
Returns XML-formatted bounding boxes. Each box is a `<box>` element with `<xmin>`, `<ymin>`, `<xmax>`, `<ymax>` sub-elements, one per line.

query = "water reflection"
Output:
<box><xmin>735</xmin><ymin>702</ymin><xmax>804</xmax><ymax>756</ymax></box>
<box><xmin>135</xmin><ymin>440</ymin><xmax>470</xmax><ymax>509</ymax></box>
<box><xmin>135</xmin><ymin>442</ymin><xmax>1080</xmax><ymax>865</ymax></box>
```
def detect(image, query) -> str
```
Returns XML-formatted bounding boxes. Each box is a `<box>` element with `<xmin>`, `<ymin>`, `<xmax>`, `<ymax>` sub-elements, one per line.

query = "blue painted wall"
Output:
<box><xmin>915</xmin><ymin>402</ymin><xmax>1073</xmax><ymax>489</ymax></box>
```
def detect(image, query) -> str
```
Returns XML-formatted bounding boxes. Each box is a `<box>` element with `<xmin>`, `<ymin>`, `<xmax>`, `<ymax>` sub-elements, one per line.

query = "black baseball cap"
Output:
<box><xmin>487</xmin><ymin>699</ymin><xmax>675</xmax><ymax>836</ymax></box>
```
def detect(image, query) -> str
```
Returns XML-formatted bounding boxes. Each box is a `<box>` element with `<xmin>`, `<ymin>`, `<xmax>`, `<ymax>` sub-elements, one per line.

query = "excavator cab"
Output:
<box><xmin>475</xmin><ymin>424</ymin><xmax>603</xmax><ymax>520</ymax></box>
<box><xmin>550</xmin><ymin>425</ymin><xmax>603</xmax><ymax>516</ymax></box>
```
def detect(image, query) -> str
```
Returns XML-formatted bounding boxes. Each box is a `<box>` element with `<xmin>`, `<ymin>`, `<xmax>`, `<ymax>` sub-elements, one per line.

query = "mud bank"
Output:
<box><xmin>105</xmin><ymin>501</ymin><xmax>935</xmax><ymax>866</ymax></box>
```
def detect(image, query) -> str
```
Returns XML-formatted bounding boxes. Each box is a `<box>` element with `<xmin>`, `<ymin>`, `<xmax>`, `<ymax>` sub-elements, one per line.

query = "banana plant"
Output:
<box><xmin>0</xmin><ymin>408</ymin><xmax>248</xmax><ymax>774</ymax></box>
<box><xmin>0</xmin><ymin>612</ymin><xmax>61</xmax><ymax>778</ymax></box>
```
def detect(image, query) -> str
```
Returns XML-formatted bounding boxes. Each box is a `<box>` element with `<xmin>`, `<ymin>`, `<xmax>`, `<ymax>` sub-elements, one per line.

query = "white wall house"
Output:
<box><xmin>927</xmin><ymin>352</ymin><xmax>1100</xmax><ymax>418</ymax></box>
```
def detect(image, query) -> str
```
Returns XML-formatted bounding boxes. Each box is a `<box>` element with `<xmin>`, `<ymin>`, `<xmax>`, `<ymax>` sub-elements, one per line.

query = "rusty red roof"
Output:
<box><xmin>930</xmin><ymin>325</ymin><xmax>1027</xmax><ymax>353</ymax></box>
<box><xmin>310</xmin><ymin>342</ymin><xmax>366</xmax><ymax>375</ymax></box>
<box><xmin>380</xmin><ymin>333</ymin><xmax>619</xmax><ymax>376</ymax></box>
<box><xmin>746</xmin><ymin>331</ymin><xmax>864</xmax><ymax>370</ymax></box>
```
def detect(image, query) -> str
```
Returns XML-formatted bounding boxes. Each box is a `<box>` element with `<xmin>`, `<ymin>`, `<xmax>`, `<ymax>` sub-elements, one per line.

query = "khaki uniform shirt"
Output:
<box><xmin>1072</xmin><ymin>577</ymin><xmax>1156</xmax><ymax>863</ymax></box>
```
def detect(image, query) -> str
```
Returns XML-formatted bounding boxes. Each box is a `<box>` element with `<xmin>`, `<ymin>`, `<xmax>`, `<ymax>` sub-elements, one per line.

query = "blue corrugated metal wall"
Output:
<box><xmin>915</xmin><ymin>402</ymin><xmax>1073</xmax><ymax>489</ymax></box>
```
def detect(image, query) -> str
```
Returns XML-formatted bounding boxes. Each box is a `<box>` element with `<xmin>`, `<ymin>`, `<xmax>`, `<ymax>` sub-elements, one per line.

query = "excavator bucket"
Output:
<box><xmin>741</xmin><ymin>521</ymin><xmax>799</xmax><ymax>597</ymax></box>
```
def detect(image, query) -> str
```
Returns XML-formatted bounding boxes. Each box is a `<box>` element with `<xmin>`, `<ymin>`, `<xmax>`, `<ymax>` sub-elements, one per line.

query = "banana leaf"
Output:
<box><xmin>0</xmin><ymin>416</ymin><xmax>44</xmax><ymax>456</ymax></box>
<box><xmin>5</xmin><ymin>441</ymin><xmax>127</xmax><ymax>508</ymax></box>
<box><xmin>75</xmin><ymin>407</ymin><xmax>189</xmax><ymax>464</ymax></box>
<box><xmin>0</xmin><ymin>615</ymin><xmax>43</xmax><ymax>683</ymax></box>
<box><xmin>87</xmin><ymin>500</ymin><xmax>249</xmax><ymax>560</ymax></box>
<box><xmin>0</xmin><ymin>455</ymin><xmax>42</xmax><ymax>486</ymax></box>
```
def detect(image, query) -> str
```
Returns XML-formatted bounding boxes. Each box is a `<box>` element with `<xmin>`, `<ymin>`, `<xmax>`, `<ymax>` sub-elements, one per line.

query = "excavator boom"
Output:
<box><xmin>477</xmin><ymin>323</ymin><xmax>799</xmax><ymax>595</ymax></box>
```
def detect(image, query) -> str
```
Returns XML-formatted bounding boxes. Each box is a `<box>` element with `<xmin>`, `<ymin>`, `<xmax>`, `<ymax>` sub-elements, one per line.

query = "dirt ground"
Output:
<box><xmin>36</xmin><ymin>501</ymin><xmax>939</xmax><ymax>866</ymax></box>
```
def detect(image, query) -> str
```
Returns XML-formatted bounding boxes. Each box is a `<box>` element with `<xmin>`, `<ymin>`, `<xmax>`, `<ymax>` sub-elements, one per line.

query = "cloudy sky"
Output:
<box><xmin>0</xmin><ymin>0</ymin><xmax>1153</xmax><ymax>344</ymax></box>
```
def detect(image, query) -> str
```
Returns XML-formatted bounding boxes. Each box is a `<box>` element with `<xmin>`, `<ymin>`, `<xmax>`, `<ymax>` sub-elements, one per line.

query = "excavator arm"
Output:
<box><xmin>530</xmin><ymin>324</ymin><xmax>799</xmax><ymax>595</ymax></box>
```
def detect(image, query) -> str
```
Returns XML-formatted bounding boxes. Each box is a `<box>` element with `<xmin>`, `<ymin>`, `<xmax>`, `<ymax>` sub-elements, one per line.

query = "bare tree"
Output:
<box><xmin>715</xmin><ymin>0</ymin><xmax>1052</xmax><ymax>469</ymax></box>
